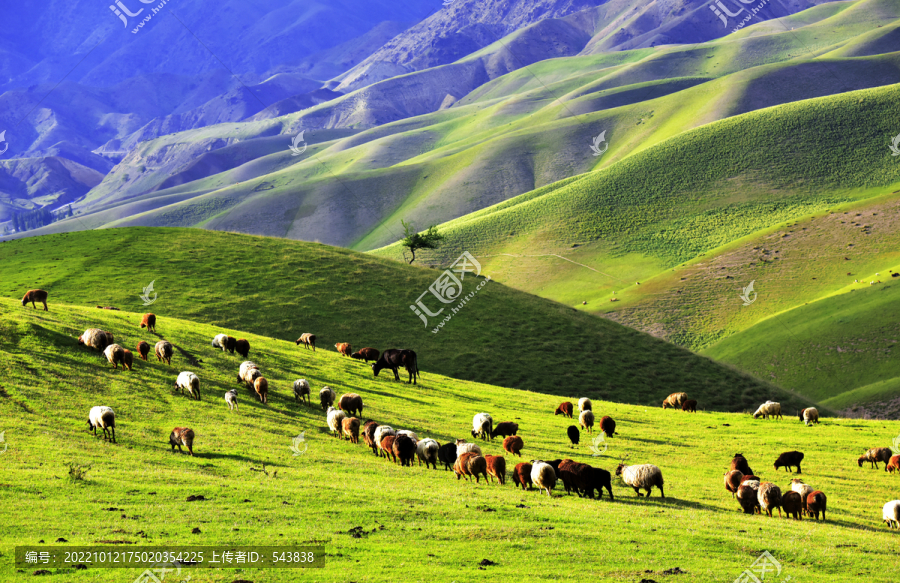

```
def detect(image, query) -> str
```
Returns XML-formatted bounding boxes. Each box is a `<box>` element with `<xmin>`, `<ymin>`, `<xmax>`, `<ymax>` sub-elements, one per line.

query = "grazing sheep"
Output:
<box><xmin>350</xmin><ymin>347</ymin><xmax>380</xmax><ymax>362</ymax></box>
<box><xmin>578</xmin><ymin>398</ymin><xmax>592</xmax><ymax>412</ymax></box>
<box><xmin>806</xmin><ymin>491</ymin><xmax>827</xmax><ymax>521</ymax></box>
<box><xmin>615</xmin><ymin>463</ymin><xmax>665</xmax><ymax>498</ymax></box>
<box><xmin>859</xmin><ymin>447</ymin><xmax>893</xmax><ymax>469</ymax></box>
<box><xmin>579</xmin><ymin>410</ymin><xmax>595</xmax><ymax>434</ymax></box>
<box><xmin>491</xmin><ymin>422</ymin><xmax>519</xmax><ymax>439</ymax></box>
<box><xmin>513</xmin><ymin>462</ymin><xmax>533</xmax><ymax>490</ymax></box>
<box><xmin>136</xmin><ymin>341</ymin><xmax>151</xmax><ymax>361</ymax></box>
<box><xmin>253</xmin><ymin>377</ymin><xmax>268</xmax><ymax>403</ymax></box>
<box><xmin>225</xmin><ymin>389</ymin><xmax>238</xmax><ymax>411</ymax></box>
<box><xmin>393</xmin><ymin>434</ymin><xmax>417</xmax><ymax>466</ymax></box>
<box><xmin>753</xmin><ymin>401</ymin><xmax>783</xmax><ymax>420</ymax></box>
<box><xmin>238</xmin><ymin>361</ymin><xmax>260</xmax><ymax>386</ymax></box>
<box><xmin>485</xmin><ymin>454</ymin><xmax>507</xmax><ymax>485</ymax></box>
<box><xmin>417</xmin><ymin>438</ymin><xmax>440</xmax><ymax>469</ymax></box>
<box><xmin>799</xmin><ymin>407</ymin><xmax>819</xmax><ymax>425</ymax></box>
<box><xmin>530</xmin><ymin>460</ymin><xmax>557</xmax><ymax>497</ymax></box>
<box><xmin>724</xmin><ymin>470</ymin><xmax>744</xmax><ymax>498</ymax></box>
<box><xmin>169</xmin><ymin>427</ymin><xmax>195</xmax><ymax>456</ymax></box>
<box><xmin>380</xmin><ymin>436</ymin><xmax>397</xmax><ymax>462</ymax></box>
<box><xmin>438</xmin><ymin>442</ymin><xmax>457</xmax><ymax>470</ymax></box>
<box><xmin>555</xmin><ymin>402</ymin><xmax>574</xmax><ymax>418</ymax></box>
<box><xmin>234</xmin><ymin>339</ymin><xmax>250</xmax><ymax>358</ymax></box>
<box><xmin>583</xmin><ymin>466</ymin><xmax>615</xmax><ymax>500</ymax></box>
<box><xmin>790</xmin><ymin>478</ymin><xmax>813</xmax><ymax>503</ymax></box>
<box><xmin>758</xmin><ymin>482</ymin><xmax>783</xmax><ymax>517</ymax></box>
<box><xmin>503</xmin><ymin>435</ymin><xmax>524</xmax><ymax>457</ymax></box>
<box><xmin>567</xmin><ymin>425</ymin><xmax>580</xmax><ymax>447</ymax></box>
<box><xmin>335</xmin><ymin>342</ymin><xmax>352</xmax><ymax>356</ymax></box>
<box><xmin>600</xmin><ymin>416</ymin><xmax>616</xmax><ymax>437</ymax></box>
<box><xmin>155</xmin><ymin>340</ymin><xmax>173</xmax><ymax>365</ymax></box>
<box><xmin>455</xmin><ymin>439</ymin><xmax>483</xmax><ymax>457</ymax></box>
<box><xmin>140</xmin><ymin>313</ymin><xmax>156</xmax><ymax>333</ymax></box>
<box><xmin>363</xmin><ymin>421</ymin><xmax>380</xmax><ymax>454</ymax></box>
<box><xmin>319</xmin><ymin>386</ymin><xmax>336</xmax><ymax>411</ymax></box>
<box><xmin>78</xmin><ymin>328</ymin><xmax>114</xmax><ymax>352</ymax></box>
<box><xmin>22</xmin><ymin>289</ymin><xmax>49</xmax><ymax>310</ymax></box>
<box><xmin>338</xmin><ymin>393</ymin><xmax>364</xmax><ymax>417</ymax></box>
<box><xmin>774</xmin><ymin>451</ymin><xmax>804</xmax><ymax>474</ymax></box>
<box><xmin>327</xmin><ymin>406</ymin><xmax>347</xmax><ymax>438</ymax></box>
<box><xmin>887</xmin><ymin>455</ymin><xmax>900</xmax><ymax>474</ymax></box>
<box><xmin>396</xmin><ymin>429</ymin><xmax>419</xmax><ymax>443</ymax></box>
<box><xmin>454</xmin><ymin>452</ymin><xmax>488</xmax><ymax>483</ymax></box>
<box><xmin>471</xmin><ymin>413</ymin><xmax>493</xmax><ymax>441</ymax></box>
<box><xmin>682</xmin><ymin>399</ymin><xmax>697</xmax><ymax>413</ymax></box>
<box><xmin>103</xmin><ymin>344</ymin><xmax>126</xmax><ymax>369</ymax></box>
<box><xmin>88</xmin><ymin>406</ymin><xmax>116</xmax><ymax>442</ymax></box>
<box><xmin>342</xmin><ymin>417</ymin><xmax>360</xmax><ymax>444</ymax></box>
<box><xmin>96</xmin><ymin>306</ymin><xmax>120</xmax><ymax>310</ymax></box>
<box><xmin>782</xmin><ymin>491</ymin><xmax>803</xmax><ymax>520</ymax></box>
<box><xmin>662</xmin><ymin>392</ymin><xmax>688</xmax><ymax>409</ymax></box>
<box><xmin>295</xmin><ymin>333</ymin><xmax>316</xmax><ymax>351</ymax></box>
<box><xmin>730</xmin><ymin>454</ymin><xmax>754</xmax><ymax>476</ymax></box>
<box><xmin>558</xmin><ymin>459</ymin><xmax>586</xmax><ymax>495</ymax></box>
<box><xmin>293</xmin><ymin>379</ymin><xmax>311</xmax><ymax>405</ymax></box>
<box><xmin>882</xmin><ymin>500</ymin><xmax>900</xmax><ymax>529</ymax></box>
<box><xmin>212</xmin><ymin>334</ymin><xmax>229</xmax><ymax>351</ymax></box>
<box><xmin>373</xmin><ymin>426</ymin><xmax>396</xmax><ymax>457</ymax></box>
<box><xmin>736</xmin><ymin>480</ymin><xmax>761</xmax><ymax>514</ymax></box>
<box><xmin>122</xmin><ymin>349</ymin><xmax>134</xmax><ymax>371</ymax></box>
<box><xmin>175</xmin><ymin>372</ymin><xmax>201</xmax><ymax>401</ymax></box>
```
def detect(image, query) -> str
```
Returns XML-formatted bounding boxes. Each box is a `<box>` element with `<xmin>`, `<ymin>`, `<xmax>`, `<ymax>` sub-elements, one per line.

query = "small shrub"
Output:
<box><xmin>67</xmin><ymin>463</ymin><xmax>92</xmax><ymax>481</ymax></box>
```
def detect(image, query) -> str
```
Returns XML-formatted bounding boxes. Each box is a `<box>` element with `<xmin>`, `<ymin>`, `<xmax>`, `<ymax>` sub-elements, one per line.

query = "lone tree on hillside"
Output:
<box><xmin>400</xmin><ymin>220</ymin><xmax>444</xmax><ymax>265</ymax></box>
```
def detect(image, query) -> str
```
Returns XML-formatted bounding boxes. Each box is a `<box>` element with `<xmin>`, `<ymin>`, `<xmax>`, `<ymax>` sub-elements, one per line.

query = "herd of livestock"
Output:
<box><xmin>16</xmin><ymin>287</ymin><xmax>900</xmax><ymax>530</ymax></box>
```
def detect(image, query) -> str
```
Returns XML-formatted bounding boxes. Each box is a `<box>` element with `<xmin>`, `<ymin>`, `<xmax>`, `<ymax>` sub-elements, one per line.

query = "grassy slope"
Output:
<box><xmin>1</xmin><ymin>299</ymin><xmax>899</xmax><ymax>582</ymax></box>
<box><xmin>0</xmin><ymin>228</ymin><xmax>812</xmax><ymax>413</ymax></box>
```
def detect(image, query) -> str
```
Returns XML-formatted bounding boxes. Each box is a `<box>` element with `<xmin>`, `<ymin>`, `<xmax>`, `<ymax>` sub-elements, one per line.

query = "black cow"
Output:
<box><xmin>372</xmin><ymin>349</ymin><xmax>420</xmax><ymax>384</ymax></box>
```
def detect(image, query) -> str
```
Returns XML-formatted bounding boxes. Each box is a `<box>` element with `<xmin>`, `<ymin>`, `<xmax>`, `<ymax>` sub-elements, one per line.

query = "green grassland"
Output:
<box><xmin>1</xmin><ymin>298</ymin><xmax>899</xmax><ymax>582</ymax></box>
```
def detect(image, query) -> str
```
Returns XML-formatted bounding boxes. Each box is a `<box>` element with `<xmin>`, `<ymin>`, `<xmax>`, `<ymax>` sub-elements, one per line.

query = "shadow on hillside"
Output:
<box><xmin>621</xmin><ymin>436</ymin><xmax>677</xmax><ymax>446</ymax></box>
<box><xmin>191</xmin><ymin>452</ymin><xmax>274</xmax><ymax>464</ymax></box>
<box><xmin>606</xmin><ymin>495</ymin><xmax>717</xmax><ymax>512</ymax></box>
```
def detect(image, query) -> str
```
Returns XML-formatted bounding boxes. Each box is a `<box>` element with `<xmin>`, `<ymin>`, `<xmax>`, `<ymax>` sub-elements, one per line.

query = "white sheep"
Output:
<box><xmin>88</xmin><ymin>406</ymin><xmax>116</xmax><ymax>442</ymax></box>
<box><xmin>790</xmin><ymin>478</ymin><xmax>813</xmax><ymax>502</ymax></box>
<box><xmin>102</xmin><ymin>343</ymin><xmax>126</xmax><ymax>369</ymax></box>
<box><xmin>471</xmin><ymin>413</ymin><xmax>493</xmax><ymax>440</ymax></box>
<box><xmin>175</xmin><ymin>371</ymin><xmax>201</xmax><ymax>400</ymax></box>
<box><xmin>327</xmin><ymin>406</ymin><xmax>347</xmax><ymax>438</ymax></box>
<box><xmin>319</xmin><ymin>386</ymin><xmax>336</xmax><ymax>411</ymax></box>
<box><xmin>801</xmin><ymin>407</ymin><xmax>819</xmax><ymax>425</ymax></box>
<box><xmin>616</xmin><ymin>463</ymin><xmax>665</xmax><ymax>497</ymax></box>
<box><xmin>416</xmin><ymin>438</ymin><xmax>440</xmax><ymax>469</ymax></box>
<box><xmin>455</xmin><ymin>438</ymin><xmax>483</xmax><ymax>457</ymax></box>
<box><xmin>578</xmin><ymin>397</ymin><xmax>592</xmax><ymax>412</ymax></box>
<box><xmin>757</xmin><ymin>482</ymin><xmax>783</xmax><ymax>517</ymax></box>
<box><xmin>396</xmin><ymin>429</ymin><xmax>419</xmax><ymax>443</ymax></box>
<box><xmin>579</xmin><ymin>410</ymin><xmax>595</xmax><ymax>433</ymax></box>
<box><xmin>530</xmin><ymin>460</ymin><xmax>557</xmax><ymax>497</ymax></box>
<box><xmin>78</xmin><ymin>328</ymin><xmax>114</xmax><ymax>352</ymax></box>
<box><xmin>753</xmin><ymin>401</ymin><xmax>782</xmax><ymax>420</ymax></box>
<box><xmin>293</xmin><ymin>379</ymin><xmax>311</xmax><ymax>404</ymax></box>
<box><xmin>374</xmin><ymin>425</ymin><xmax>396</xmax><ymax>456</ymax></box>
<box><xmin>225</xmin><ymin>389</ymin><xmax>238</xmax><ymax>412</ymax></box>
<box><xmin>212</xmin><ymin>334</ymin><xmax>228</xmax><ymax>350</ymax></box>
<box><xmin>883</xmin><ymin>500</ymin><xmax>900</xmax><ymax>529</ymax></box>
<box><xmin>238</xmin><ymin>361</ymin><xmax>259</xmax><ymax>385</ymax></box>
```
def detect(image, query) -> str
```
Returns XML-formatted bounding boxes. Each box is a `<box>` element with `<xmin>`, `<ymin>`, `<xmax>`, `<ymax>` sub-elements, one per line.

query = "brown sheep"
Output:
<box><xmin>136</xmin><ymin>341</ymin><xmax>151</xmax><ymax>361</ymax></box>
<box><xmin>662</xmin><ymin>392</ymin><xmax>688</xmax><ymax>409</ymax></box>
<box><xmin>335</xmin><ymin>342</ymin><xmax>352</xmax><ymax>356</ymax></box>
<box><xmin>736</xmin><ymin>481</ymin><xmax>761</xmax><ymax>514</ymax></box>
<box><xmin>22</xmin><ymin>289</ymin><xmax>48</xmax><ymax>310</ymax></box>
<box><xmin>555</xmin><ymin>402</ymin><xmax>574</xmax><ymax>418</ymax></box>
<box><xmin>503</xmin><ymin>435</ymin><xmax>524</xmax><ymax>457</ymax></box>
<box><xmin>338</xmin><ymin>393</ymin><xmax>364</xmax><ymax>417</ymax></box>
<box><xmin>295</xmin><ymin>333</ymin><xmax>316</xmax><ymax>351</ymax></box>
<box><xmin>485</xmin><ymin>454</ymin><xmax>507</xmax><ymax>485</ymax></box>
<box><xmin>169</xmin><ymin>427</ymin><xmax>195</xmax><ymax>456</ymax></box>
<box><xmin>342</xmin><ymin>417</ymin><xmax>360</xmax><ymax>444</ymax></box>
<box><xmin>741</xmin><ymin>475</ymin><xmax>760</xmax><ymax>483</ymax></box>
<box><xmin>774</xmin><ymin>451</ymin><xmax>804</xmax><ymax>474</ymax></box>
<box><xmin>681</xmin><ymin>399</ymin><xmax>697</xmax><ymax>412</ymax></box>
<box><xmin>513</xmin><ymin>462</ymin><xmax>533</xmax><ymax>490</ymax></box>
<box><xmin>454</xmin><ymin>452</ymin><xmax>488</xmax><ymax>483</ymax></box>
<box><xmin>781</xmin><ymin>491</ymin><xmax>803</xmax><ymax>520</ymax></box>
<box><xmin>724</xmin><ymin>470</ymin><xmax>743</xmax><ymax>498</ymax></box>
<box><xmin>363</xmin><ymin>421</ymin><xmax>379</xmax><ymax>455</ymax></box>
<box><xmin>859</xmin><ymin>447</ymin><xmax>893</xmax><ymax>469</ymax></box>
<box><xmin>491</xmin><ymin>422</ymin><xmax>519</xmax><ymax>439</ymax></box>
<box><xmin>350</xmin><ymin>347</ymin><xmax>380</xmax><ymax>362</ymax></box>
<box><xmin>155</xmin><ymin>340</ymin><xmax>173</xmax><ymax>365</ymax></box>
<box><xmin>392</xmin><ymin>434</ymin><xmax>417</xmax><ymax>466</ymax></box>
<box><xmin>380</xmin><ymin>436</ymin><xmax>397</xmax><ymax>463</ymax></box>
<box><xmin>225</xmin><ymin>336</ymin><xmax>237</xmax><ymax>354</ymax></box>
<box><xmin>140</xmin><ymin>313</ymin><xmax>156</xmax><ymax>333</ymax></box>
<box><xmin>807</xmin><ymin>490</ymin><xmax>827</xmax><ymax>520</ymax></box>
<box><xmin>122</xmin><ymin>349</ymin><xmax>134</xmax><ymax>371</ymax></box>
<box><xmin>887</xmin><ymin>455</ymin><xmax>900</xmax><ymax>474</ymax></box>
<box><xmin>253</xmin><ymin>377</ymin><xmax>268</xmax><ymax>403</ymax></box>
<box><xmin>730</xmin><ymin>454</ymin><xmax>754</xmax><ymax>476</ymax></box>
<box><xmin>103</xmin><ymin>344</ymin><xmax>126</xmax><ymax>369</ymax></box>
<box><xmin>600</xmin><ymin>416</ymin><xmax>616</xmax><ymax>437</ymax></box>
<box><xmin>235</xmin><ymin>339</ymin><xmax>250</xmax><ymax>358</ymax></box>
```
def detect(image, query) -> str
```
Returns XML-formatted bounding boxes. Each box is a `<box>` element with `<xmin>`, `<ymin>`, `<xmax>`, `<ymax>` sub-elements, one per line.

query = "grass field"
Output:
<box><xmin>1</xmin><ymin>298</ymin><xmax>899</xmax><ymax>582</ymax></box>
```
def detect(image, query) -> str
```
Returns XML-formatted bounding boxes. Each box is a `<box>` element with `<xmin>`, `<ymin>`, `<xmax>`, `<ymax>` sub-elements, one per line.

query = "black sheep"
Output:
<box><xmin>774</xmin><ymin>450</ymin><xmax>804</xmax><ymax>474</ymax></box>
<box><xmin>567</xmin><ymin>425</ymin><xmax>580</xmax><ymax>447</ymax></box>
<box><xmin>438</xmin><ymin>442</ymin><xmax>457</xmax><ymax>470</ymax></box>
